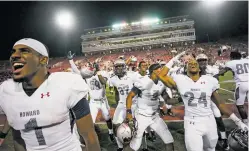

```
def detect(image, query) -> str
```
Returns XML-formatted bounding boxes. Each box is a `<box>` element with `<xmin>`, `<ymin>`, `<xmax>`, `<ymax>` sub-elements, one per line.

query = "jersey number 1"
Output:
<box><xmin>24</xmin><ymin>118</ymin><xmax>46</xmax><ymax>145</ymax></box>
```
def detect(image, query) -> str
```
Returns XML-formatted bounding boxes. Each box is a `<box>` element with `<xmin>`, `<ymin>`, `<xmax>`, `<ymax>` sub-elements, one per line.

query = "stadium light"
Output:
<box><xmin>112</xmin><ymin>23</ymin><xmax>128</xmax><ymax>28</ymax></box>
<box><xmin>203</xmin><ymin>0</ymin><xmax>225</xmax><ymax>7</ymax></box>
<box><xmin>55</xmin><ymin>11</ymin><xmax>74</xmax><ymax>30</ymax></box>
<box><xmin>141</xmin><ymin>18</ymin><xmax>159</xmax><ymax>25</ymax></box>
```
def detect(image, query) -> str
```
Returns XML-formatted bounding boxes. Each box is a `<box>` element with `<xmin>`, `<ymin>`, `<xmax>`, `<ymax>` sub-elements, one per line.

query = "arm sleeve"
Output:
<box><xmin>131</xmin><ymin>86</ymin><xmax>141</xmax><ymax>96</ymax></box>
<box><xmin>67</xmin><ymin>74</ymin><xmax>89</xmax><ymax>109</ymax></box>
<box><xmin>71</xmin><ymin>97</ymin><xmax>90</xmax><ymax>120</ymax></box>
<box><xmin>69</xmin><ymin>59</ymin><xmax>81</xmax><ymax>75</ymax></box>
<box><xmin>108</xmin><ymin>78</ymin><xmax>114</xmax><ymax>87</ymax></box>
<box><xmin>212</xmin><ymin>78</ymin><xmax>220</xmax><ymax>92</ymax></box>
<box><xmin>134</xmin><ymin>77</ymin><xmax>154</xmax><ymax>91</ymax></box>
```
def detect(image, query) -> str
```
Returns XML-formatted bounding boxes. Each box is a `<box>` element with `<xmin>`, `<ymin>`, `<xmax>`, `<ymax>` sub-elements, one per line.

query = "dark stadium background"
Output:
<box><xmin>0</xmin><ymin>1</ymin><xmax>247</xmax><ymax>60</ymax></box>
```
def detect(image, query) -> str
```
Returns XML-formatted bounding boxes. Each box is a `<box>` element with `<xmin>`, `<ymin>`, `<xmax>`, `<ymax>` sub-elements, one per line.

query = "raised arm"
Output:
<box><xmin>67</xmin><ymin>51</ymin><xmax>81</xmax><ymax>75</ymax></box>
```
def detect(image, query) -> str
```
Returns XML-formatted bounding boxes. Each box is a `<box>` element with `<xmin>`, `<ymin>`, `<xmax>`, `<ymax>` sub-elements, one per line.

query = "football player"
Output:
<box><xmin>196</xmin><ymin>53</ymin><xmax>229</xmax><ymax>150</ymax></box>
<box><xmin>217</xmin><ymin>51</ymin><xmax>248</xmax><ymax>125</ymax></box>
<box><xmin>109</xmin><ymin>59</ymin><xmax>136</xmax><ymax>151</ymax></box>
<box><xmin>157</xmin><ymin>58</ymin><xmax>248</xmax><ymax>151</ymax></box>
<box><xmin>125</xmin><ymin>63</ymin><xmax>174</xmax><ymax>151</ymax></box>
<box><xmin>0</xmin><ymin>38</ymin><xmax>100</xmax><ymax>151</ymax></box>
<box><xmin>67</xmin><ymin>52</ymin><xmax>115</xmax><ymax>142</ymax></box>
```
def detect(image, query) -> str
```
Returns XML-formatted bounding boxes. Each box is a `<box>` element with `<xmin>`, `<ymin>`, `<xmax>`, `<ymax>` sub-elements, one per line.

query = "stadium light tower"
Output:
<box><xmin>55</xmin><ymin>11</ymin><xmax>75</xmax><ymax>55</ymax></box>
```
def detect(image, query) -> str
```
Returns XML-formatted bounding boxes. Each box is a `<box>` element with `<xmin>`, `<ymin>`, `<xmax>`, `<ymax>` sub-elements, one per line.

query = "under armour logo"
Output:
<box><xmin>201</xmin><ymin>81</ymin><xmax>205</xmax><ymax>84</ymax></box>
<box><xmin>41</xmin><ymin>92</ymin><xmax>50</xmax><ymax>98</ymax></box>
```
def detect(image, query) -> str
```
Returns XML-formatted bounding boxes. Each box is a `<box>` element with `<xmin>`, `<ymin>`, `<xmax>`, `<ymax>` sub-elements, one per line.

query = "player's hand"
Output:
<box><xmin>67</xmin><ymin>51</ymin><xmax>75</xmax><ymax>60</ymax></box>
<box><xmin>159</xmin><ymin>108</ymin><xmax>166</xmax><ymax>117</ymax></box>
<box><xmin>0</xmin><ymin>138</ymin><xmax>5</xmax><ymax>146</ymax></box>
<box><xmin>125</xmin><ymin>113</ymin><xmax>133</xmax><ymax>123</ymax></box>
<box><xmin>238</xmin><ymin>121</ymin><xmax>248</xmax><ymax>132</ymax></box>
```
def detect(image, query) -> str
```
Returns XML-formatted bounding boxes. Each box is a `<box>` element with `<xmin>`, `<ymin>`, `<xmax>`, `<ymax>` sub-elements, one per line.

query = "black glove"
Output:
<box><xmin>159</xmin><ymin>108</ymin><xmax>166</xmax><ymax>117</ymax></box>
<box><xmin>67</xmin><ymin>51</ymin><xmax>75</xmax><ymax>60</ymax></box>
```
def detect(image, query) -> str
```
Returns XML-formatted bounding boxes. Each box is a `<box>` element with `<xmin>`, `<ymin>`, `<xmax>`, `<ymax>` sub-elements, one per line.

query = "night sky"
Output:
<box><xmin>0</xmin><ymin>1</ymin><xmax>247</xmax><ymax>60</ymax></box>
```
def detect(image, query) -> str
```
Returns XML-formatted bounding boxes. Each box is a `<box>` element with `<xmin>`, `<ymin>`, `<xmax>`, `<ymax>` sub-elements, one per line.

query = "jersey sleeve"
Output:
<box><xmin>225</xmin><ymin>61</ymin><xmax>233</xmax><ymax>69</ymax></box>
<box><xmin>211</xmin><ymin>77</ymin><xmax>220</xmax><ymax>92</ymax></box>
<box><xmin>171</xmin><ymin>74</ymin><xmax>181</xmax><ymax>87</ymax></box>
<box><xmin>134</xmin><ymin>76</ymin><xmax>154</xmax><ymax>91</ymax></box>
<box><xmin>108</xmin><ymin>77</ymin><xmax>114</xmax><ymax>87</ymax></box>
<box><xmin>69</xmin><ymin>59</ymin><xmax>81</xmax><ymax>75</ymax></box>
<box><xmin>67</xmin><ymin>74</ymin><xmax>89</xmax><ymax>109</ymax></box>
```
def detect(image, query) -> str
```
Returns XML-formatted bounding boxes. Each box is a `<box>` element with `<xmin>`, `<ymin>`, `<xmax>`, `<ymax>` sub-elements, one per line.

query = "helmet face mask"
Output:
<box><xmin>228</xmin><ymin>128</ymin><xmax>248</xmax><ymax>151</ymax></box>
<box><xmin>114</xmin><ymin>59</ymin><xmax>126</xmax><ymax>77</ymax></box>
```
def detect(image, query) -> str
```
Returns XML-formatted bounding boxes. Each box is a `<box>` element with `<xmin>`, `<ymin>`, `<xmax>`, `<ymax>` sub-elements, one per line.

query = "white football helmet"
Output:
<box><xmin>228</xmin><ymin>128</ymin><xmax>248</xmax><ymax>151</ymax></box>
<box><xmin>116</xmin><ymin>123</ymin><xmax>132</xmax><ymax>144</ymax></box>
<box><xmin>80</xmin><ymin>67</ymin><xmax>94</xmax><ymax>79</ymax></box>
<box><xmin>196</xmin><ymin>54</ymin><xmax>208</xmax><ymax>61</ymax></box>
<box><xmin>114</xmin><ymin>59</ymin><xmax>126</xmax><ymax>76</ymax></box>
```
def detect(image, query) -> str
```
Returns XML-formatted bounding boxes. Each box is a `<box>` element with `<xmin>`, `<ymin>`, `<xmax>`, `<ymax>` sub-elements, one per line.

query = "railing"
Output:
<box><xmin>82</xmin><ymin>36</ymin><xmax>196</xmax><ymax>52</ymax></box>
<box><xmin>81</xmin><ymin>21</ymin><xmax>194</xmax><ymax>39</ymax></box>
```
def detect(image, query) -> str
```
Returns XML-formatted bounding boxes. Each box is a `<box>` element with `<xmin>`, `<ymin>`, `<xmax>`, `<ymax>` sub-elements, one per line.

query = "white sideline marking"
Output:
<box><xmin>228</xmin><ymin>99</ymin><xmax>235</xmax><ymax>102</ymax></box>
<box><xmin>219</xmin><ymin>88</ymin><xmax>234</xmax><ymax>93</ymax></box>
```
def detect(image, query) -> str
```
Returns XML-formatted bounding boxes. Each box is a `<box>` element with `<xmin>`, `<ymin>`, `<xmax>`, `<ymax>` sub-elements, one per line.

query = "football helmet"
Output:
<box><xmin>114</xmin><ymin>59</ymin><xmax>126</xmax><ymax>77</ymax></box>
<box><xmin>228</xmin><ymin>128</ymin><xmax>248</xmax><ymax>151</ymax></box>
<box><xmin>116</xmin><ymin>123</ymin><xmax>132</xmax><ymax>144</ymax></box>
<box><xmin>80</xmin><ymin>67</ymin><xmax>94</xmax><ymax>79</ymax></box>
<box><xmin>196</xmin><ymin>54</ymin><xmax>208</xmax><ymax>61</ymax></box>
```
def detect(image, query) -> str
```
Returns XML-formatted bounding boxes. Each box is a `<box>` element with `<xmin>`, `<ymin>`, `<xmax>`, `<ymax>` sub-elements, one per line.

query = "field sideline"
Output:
<box><xmin>0</xmin><ymin>71</ymin><xmax>248</xmax><ymax>151</ymax></box>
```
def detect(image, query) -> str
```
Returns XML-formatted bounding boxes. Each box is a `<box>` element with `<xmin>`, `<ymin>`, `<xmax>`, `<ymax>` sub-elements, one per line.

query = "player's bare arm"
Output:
<box><xmin>211</xmin><ymin>91</ymin><xmax>248</xmax><ymax>131</ymax></box>
<box><xmin>0</xmin><ymin>120</ymin><xmax>10</xmax><ymax>146</ymax></box>
<box><xmin>217</xmin><ymin>67</ymin><xmax>231</xmax><ymax>76</ymax></box>
<box><xmin>114</xmin><ymin>86</ymin><xmax>120</xmax><ymax>104</ymax></box>
<box><xmin>156</xmin><ymin>74</ymin><xmax>177</xmax><ymax>90</ymax></box>
<box><xmin>126</xmin><ymin>89</ymin><xmax>138</xmax><ymax>120</ymax></box>
<box><xmin>12</xmin><ymin>129</ymin><xmax>26</xmax><ymax>151</ymax></box>
<box><xmin>74</xmin><ymin>97</ymin><xmax>101</xmax><ymax>151</ymax></box>
<box><xmin>98</xmin><ymin>74</ymin><xmax>107</xmax><ymax>85</ymax></box>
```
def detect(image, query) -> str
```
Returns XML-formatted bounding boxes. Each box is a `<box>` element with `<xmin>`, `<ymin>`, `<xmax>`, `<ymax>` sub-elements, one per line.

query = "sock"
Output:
<box><xmin>220</xmin><ymin>131</ymin><xmax>227</xmax><ymax>139</ymax></box>
<box><xmin>108</xmin><ymin>129</ymin><xmax>113</xmax><ymax>134</ymax></box>
<box><xmin>115</xmin><ymin>136</ymin><xmax>123</xmax><ymax>148</ymax></box>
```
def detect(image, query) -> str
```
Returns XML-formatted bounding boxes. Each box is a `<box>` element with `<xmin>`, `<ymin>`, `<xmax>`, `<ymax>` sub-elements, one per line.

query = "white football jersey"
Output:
<box><xmin>0</xmin><ymin>72</ymin><xmax>89</xmax><ymax>151</ymax></box>
<box><xmin>134</xmin><ymin>76</ymin><xmax>166</xmax><ymax>116</ymax></box>
<box><xmin>225</xmin><ymin>59</ymin><xmax>249</xmax><ymax>83</ymax></box>
<box><xmin>109</xmin><ymin>72</ymin><xmax>136</xmax><ymax>104</ymax></box>
<box><xmin>172</xmin><ymin>74</ymin><xmax>219</xmax><ymax>117</ymax></box>
<box><xmin>168</xmin><ymin>66</ymin><xmax>184</xmax><ymax>77</ymax></box>
<box><xmin>205</xmin><ymin>65</ymin><xmax>219</xmax><ymax>76</ymax></box>
<box><xmin>85</xmin><ymin>75</ymin><xmax>105</xmax><ymax>100</ymax></box>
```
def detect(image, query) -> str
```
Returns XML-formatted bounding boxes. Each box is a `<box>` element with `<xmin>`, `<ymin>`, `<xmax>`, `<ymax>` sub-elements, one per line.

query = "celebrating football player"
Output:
<box><xmin>68</xmin><ymin>51</ymin><xmax>115</xmax><ymax>142</ymax></box>
<box><xmin>0</xmin><ymin>38</ymin><xmax>100</xmax><ymax>151</ymax></box>
<box><xmin>156</xmin><ymin>58</ymin><xmax>248</xmax><ymax>151</ymax></box>
<box><xmin>125</xmin><ymin>63</ymin><xmax>174</xmax><ymax>151</ymax></box>
<box><xmin>217</xmin><ymin>51</ymin><xmax>248</xmax><ymax>125</ymax></box>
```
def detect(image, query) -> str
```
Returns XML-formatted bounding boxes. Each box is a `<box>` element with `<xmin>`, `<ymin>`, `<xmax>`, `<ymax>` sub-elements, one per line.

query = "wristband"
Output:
<box><xmin>229</xmin><ymin>113</ymin><xmax>241</xmax><ymax>125</ymax></box>
<box><xmin>0</xmin><ymin>131</ymin><xmax>7</xmax><ymax>139</ymax></box>
<box><xmin>127</xmin><ymin>109</ymin><xmax>132</xmax><ymax>114</ymax></box>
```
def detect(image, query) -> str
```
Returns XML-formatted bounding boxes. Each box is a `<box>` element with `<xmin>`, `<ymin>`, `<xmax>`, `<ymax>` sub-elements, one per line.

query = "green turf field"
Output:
<box><xmin>0</xmin><ymin>72</ymin><xmax>240</xmax><ymax>151</ymax></box>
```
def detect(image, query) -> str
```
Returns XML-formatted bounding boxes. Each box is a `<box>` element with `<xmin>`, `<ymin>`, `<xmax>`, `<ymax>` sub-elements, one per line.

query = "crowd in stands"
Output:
<box><xmin>0</xmin><ymin>38</ymin><xmax>247</xmax><ymax>84</ymax></box>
